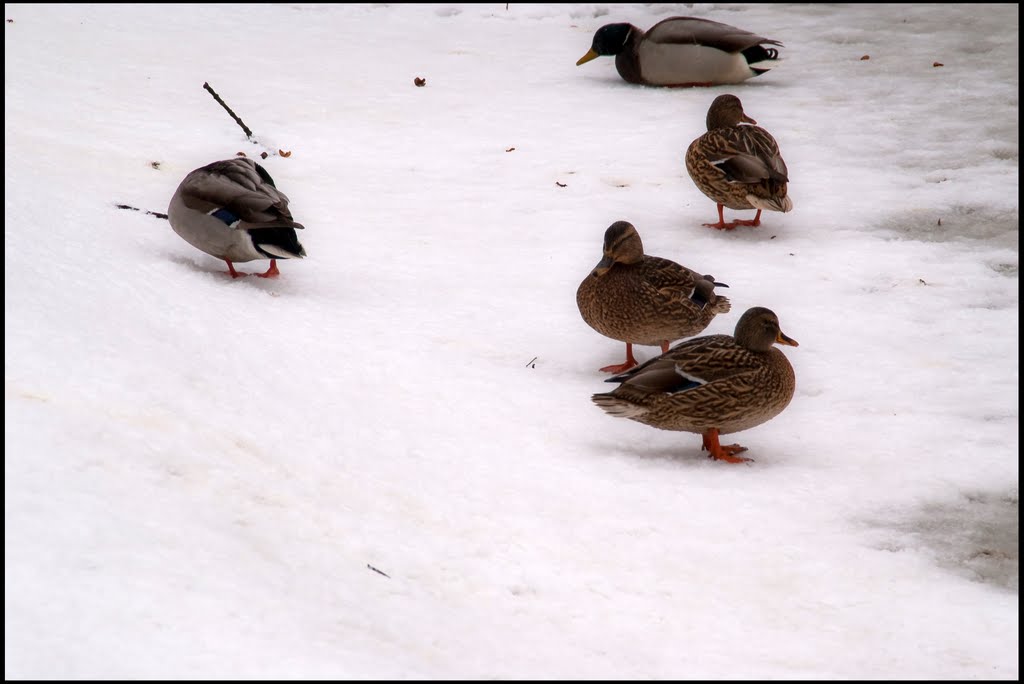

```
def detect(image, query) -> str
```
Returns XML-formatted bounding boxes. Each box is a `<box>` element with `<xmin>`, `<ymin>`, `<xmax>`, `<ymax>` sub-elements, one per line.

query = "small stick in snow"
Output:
<box><xmin>116</xmin><ymin>203</ymin><xmax>168</xmax><ymax>220</ymax></box>
<box><xmin>525</xmin><ymin>356</ymin><xmax>537</xmax><ymax>368</ymax></box>
<box><xmin>367</xmin><ymin>564</ymin><xmax>390</xmax><ymax>578</ymax></box>
<box><xmin>203</xmin><ymin>81</ymin><xmax>255</xmax><ymax>140</ymax></box>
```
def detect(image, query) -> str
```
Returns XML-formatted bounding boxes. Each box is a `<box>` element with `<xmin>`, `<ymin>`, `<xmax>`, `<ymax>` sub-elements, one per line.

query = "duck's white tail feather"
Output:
<box><xmin>747</xmin><ymin>194</ymin><xmax>793</xmax><ymax>213</ymax></box>
<box><xmin>258</xmin><ymin>244</ymin><xmax>306</xmax><ymax>259</ymax></box>
<box><xmin>710</xmin><ymin>294</ymin><xmax>731</xmax><ymax>315</ymax></box>
<box><xmin>592</xmin><ymin>394</ymin><xmax>648</xmax><ymax>419</ymax></box>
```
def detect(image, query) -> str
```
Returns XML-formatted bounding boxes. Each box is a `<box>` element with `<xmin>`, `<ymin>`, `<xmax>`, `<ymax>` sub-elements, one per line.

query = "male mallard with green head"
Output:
<box><xmin>576</xmin><ymin>16</ymin><xmax>782</xmax><ymax>87</ymax></box>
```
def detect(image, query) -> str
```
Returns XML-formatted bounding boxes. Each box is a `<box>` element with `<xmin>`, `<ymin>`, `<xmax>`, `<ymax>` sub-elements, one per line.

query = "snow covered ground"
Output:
<box><xmin>4</xmin><ymin>3</ymin><xmax>1018</xmax><ymax>679</ymax></box>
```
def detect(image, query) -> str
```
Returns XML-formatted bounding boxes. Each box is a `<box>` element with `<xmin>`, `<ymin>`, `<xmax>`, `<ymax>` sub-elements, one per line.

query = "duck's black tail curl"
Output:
<box><xmin>742</xmin><ymin>44</ymin><xmax>781</xmax><ymax>72</ymax></box>
<box><xmin>250</xmin><ymin>227</ymin><xmax>306</xmax><ymax>259</ymax></box>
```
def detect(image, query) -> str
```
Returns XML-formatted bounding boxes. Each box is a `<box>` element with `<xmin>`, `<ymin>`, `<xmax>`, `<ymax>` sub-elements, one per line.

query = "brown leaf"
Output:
<box><xmin>505</xmin><ymin>147</ymin><xmax>515</xmax><ymax>152</ymax></box>
<box><xmin>860</xmin><ymin>54</ymin><xmax>870</xmax><ymax>60</ymax></box>
<box><xmin>933</xmin><ymin>62</ymin><xmax>944</xmax><ymax>67</ymax></box>
<box><xmin>236</xmin><ymin>151</ymin><xmax>247</xmax><ymax>157</ymax></box>
<box><xmin>260</xmin><ymin>151</ymin><xmax>269</xmax><ymax>159</ymax></box>
<box><xmin>278</xmin><ymin>150</ymin><xmax>292</xmax><ymax>158</ymax></box>
<box><xmin>555</xmin><ymin>181</ymin><xmax>567</xmax><ymax>188</ymax></box>
<box><xmin>414</xmin><ymin>77</ymin><xmax>426</xmax><ymax>87</ymax></box>
<box><xmin>150</xmin><ymin>161</ymin><xmax>161</xmax><ymax>169</ymax></box>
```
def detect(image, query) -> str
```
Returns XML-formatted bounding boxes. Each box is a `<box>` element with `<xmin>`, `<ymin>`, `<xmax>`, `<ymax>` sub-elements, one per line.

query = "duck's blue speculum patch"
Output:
<box><xmin>209</xmin><ymin>208</ymin><xmax>241</xmax><ymax>226</ymax></box>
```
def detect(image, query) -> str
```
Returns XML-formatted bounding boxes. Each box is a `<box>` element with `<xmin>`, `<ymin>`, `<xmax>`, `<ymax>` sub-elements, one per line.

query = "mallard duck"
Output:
<box><xmin>576</xmin><ymin>16</ymin><xmax>782</xmax><ymax>87</ymax></box>
<box><xmin>592</xmin><ymin>306</ymin><xmax>798</xmax><ymax>463</ymax></box>
<box><xmin>685</xmin><ymin>93</ymin><xmax>792</xmax><ymax>230</ymax></box>
<box><xmin>167</xmin><ymin>157</ymin><xmax>306</xmax><ymax>278</ymax></box>
<box><xmin>577</xmin><ymin>221</ymin><xmax>731</xmax><ymax>374</ymax></box>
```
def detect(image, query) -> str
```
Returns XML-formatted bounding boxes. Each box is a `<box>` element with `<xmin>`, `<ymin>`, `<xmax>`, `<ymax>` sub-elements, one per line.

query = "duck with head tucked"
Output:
<box><xmin>686</xmin><ymin>93</ymin><xmax>792</xmax><ymax>230</ymax></box>
<box><xmin>167</xmin><ymin>157</ymin><xmax>306</xmax><ymax>278</ymax></box>
<box><xmin>593</xmin><ymin>306</ymin><xmax>798</xmax><ymax>463</ymax></box>
<box><xmin>577</xmin><ymin>221</ymin><xmax>731</xmax><ymax>374</ymax></box>
<box><xmin>576</xmin><ymin>16</ymin><xmax>782</xmax><ymax>87</ymax></box>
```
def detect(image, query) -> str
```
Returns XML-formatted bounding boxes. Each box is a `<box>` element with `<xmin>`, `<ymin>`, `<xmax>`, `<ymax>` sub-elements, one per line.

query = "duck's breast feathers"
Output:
<box><xmin>177</xmin><ymin>158</ymin><xmax>302</xmax><ymax>229</ymax></box>
<box><xmin>644</xmin><ymin>16</ymin><xmax>782</xmax><ymax>52</ymax></box>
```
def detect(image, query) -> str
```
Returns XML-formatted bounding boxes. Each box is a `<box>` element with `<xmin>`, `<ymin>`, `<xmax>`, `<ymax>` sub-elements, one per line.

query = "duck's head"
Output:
<box><xmin>577</xmin><ymin>23</ymin><xmax>635</xmax><ymax>65</ymax></box>
<box><xmin>590</xmin><ymin>220</ymin><xmax>644</xmax><ymax>276</ymax></box>
<box><xmin>734</xmin><ymin>307</ymin><xmax>799</xmax><ymax>352</ymax></box>
<box><xmin>706</xmin><ymin>94</ymin><xmax>757</xmax><ymax>130</ymax></box>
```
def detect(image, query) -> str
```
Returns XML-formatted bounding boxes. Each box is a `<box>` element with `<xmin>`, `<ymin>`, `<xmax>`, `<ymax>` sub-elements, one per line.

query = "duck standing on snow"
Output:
<box><xmin>575</xmin><ymin>16</ymin><xmax>782</xmax><ymax>87</ymax></box>
<box><xmin>577</xmin><ymin>221</ymin><xmax>731</xmax><ymax>374</ymax></box>
<box><xmin>685</xmin><ymin>94</ymin><xmax>793</xmax><ymax>230</ymax></box>
<box><xmin>592</xmin><ymin>307</ymin><xmax>798</xmax><ymax>463</ymax></box>
<box><xmin>167</xmin><ymin>157</ymin><xmax>306</xmax><ymax>278</ymax></box>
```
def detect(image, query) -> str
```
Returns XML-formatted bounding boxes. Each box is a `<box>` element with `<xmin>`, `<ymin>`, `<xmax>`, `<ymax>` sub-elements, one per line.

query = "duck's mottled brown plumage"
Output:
<box><xmin>685</xmin><ymin>94</ymin><xmax>792</xmax><ymax>230</ymax></box>
<box><xmin>592</xmin><ymin>306</ymin><xmax>797</xmax><ymax>463</ymax></box>
<box><xmin>577</xmin><ymin>221</ymin><xmax>730</xmax><ymax>373</ymax></box>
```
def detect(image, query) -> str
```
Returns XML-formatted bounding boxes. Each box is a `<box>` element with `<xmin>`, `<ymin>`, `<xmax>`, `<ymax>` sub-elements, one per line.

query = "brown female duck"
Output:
<box><xmin>592</xmin><ymin>307</ymin><xmax>798</xmax><ymax>463</ymax></box>
<box><xmin>577</xmin><ymin>221</ymin><xmax>731</xmax><ymax>373</ymax></box>
<box><xmin>685</xmin><ymin>94</ymin><xmax>792</xmax><ymax>230</ymax></box>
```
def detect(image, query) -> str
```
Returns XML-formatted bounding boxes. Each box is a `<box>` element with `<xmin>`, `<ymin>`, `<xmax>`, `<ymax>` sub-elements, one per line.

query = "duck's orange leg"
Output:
<box><xmin>702</xmin><ymin>204</ymin><xmax>738</xmax><ymax>231</ymax></box>
<box><xmin>600</xmin><ymin>343</ymin><xmax>639</xmax><ymax>374</ymax></box>
<box><xmin>731</xmin><ymin>209</ymin><xmax>763</xmax><ymax>228</ymax></box>
<box><xmin>700</xmin><ymin>428</ymin><xmax>753</xmax><ymax>464</ymax></box>
<box><xmin>224</xmin><ymin>260</ymin><xmax>246</xmax><ymax>278</ymax></box>
<box><xmin>256</xmin><ymin>259</ymin><xmax>281</xmax><ymax>278</ymax></box>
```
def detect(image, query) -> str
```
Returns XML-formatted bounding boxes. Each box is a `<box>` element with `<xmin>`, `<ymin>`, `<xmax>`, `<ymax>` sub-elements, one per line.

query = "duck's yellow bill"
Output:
<box><xmin>576</xmin><ymin>49</ymin><xmax>599</xmax><ymax>66</ymax></box>
<box><xmin>776</xmin><ymin>331</ymin><xmax>799</xmax><ymax>347</ymax></box>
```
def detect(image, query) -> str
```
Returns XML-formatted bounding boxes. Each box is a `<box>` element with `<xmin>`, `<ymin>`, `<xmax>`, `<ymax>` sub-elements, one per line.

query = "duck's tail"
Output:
<box><xmin>592</xmin><ymin>393</ymin><xmax>648</xmax><ymax>419</ymax></box>
<box><xmin>690</xmin><ymin>279</ymin><xmax>732</xmax><ymax>314</ymax></box>
<box><xmin>250</xmin><ymin>226</ymin><xmax>307</xmax><ymax>259</ymax></box>
<box><xmin>708</xmin><ymin>293</ymin><xmax>731</xmax><ymax>315</ymax></box>
<box><xmin>746</xmin><ymin>194</ymin><xmax>793</xmax><ymax>214</ymax></box>
<box><xmin>744</xmin><ymin>44</ymin><xmax>782</xmax><ymax>75</ymax></box>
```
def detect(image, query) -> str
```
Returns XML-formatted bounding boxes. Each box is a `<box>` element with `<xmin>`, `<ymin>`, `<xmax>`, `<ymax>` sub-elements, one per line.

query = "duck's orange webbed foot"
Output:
<box><xmin>702</xmin><ymin>204</ymin><xmax>738</xmax><ymax>231</ymax></box>
<box><xmin>600</xmin><ymin>343</ymin><xmax>639</xmax><ymax>374</ymax></box>
<box><xmin>702</xmin><ymin>220</ymin><xmax>739</xmax><ymax>231</ymax></box>
<box><xmin>730</xmin><ymin>210</ymin><xmax>763</xmax><ymax>228</ymax></box>
<box><xmin>256</xmin><ymin>259</ymin><xmax>281</xmax><ymax>278</ymax></box>
<box><xmin>701</xmin><ymin>429</ymin><xmax>753</xmax><ymax>464</ymax></box>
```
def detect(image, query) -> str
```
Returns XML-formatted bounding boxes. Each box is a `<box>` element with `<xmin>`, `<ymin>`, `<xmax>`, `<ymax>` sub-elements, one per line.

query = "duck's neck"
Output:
<box><xmin>615</xmin><ymin>27</ymin><xmax>644</xmax><ymax>84</ymax></box>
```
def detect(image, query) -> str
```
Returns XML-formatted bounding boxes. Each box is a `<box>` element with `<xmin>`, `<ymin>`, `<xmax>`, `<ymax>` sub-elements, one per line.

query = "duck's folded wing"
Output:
<box><xmin>703</xmin><ymin>129</ymin><xmax>788</xmax><ymax>184</ymax></box>
<box><xmin>179</xmin><ymin>171</ymin><xmax>301</xmax><ymax>228</ymax></box>
<box><xmin>646</xmin><ymin>17</ymin><xmax>782</xmax><ymax>51</ymax></box>
<box><xmin>640</xmin><ymin>256</ymin><xmax>699</xmax><ymax>292</ymax></box>
<box><xmin>610</xmin><ymin>353</ymin><xmax>760</xmax><ymax>399</ymax></box>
